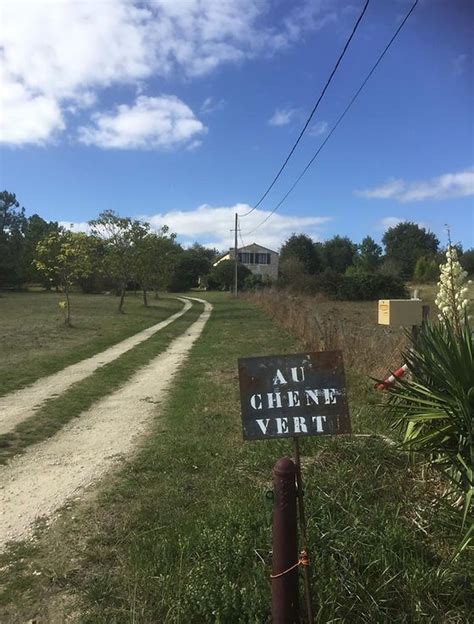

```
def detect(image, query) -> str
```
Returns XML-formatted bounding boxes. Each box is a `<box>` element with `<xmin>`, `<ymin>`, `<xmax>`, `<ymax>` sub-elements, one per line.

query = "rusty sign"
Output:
<box><xmin>238</xmin><ymin>351</ymin><xmax>351</xmax><ymax>440</ymax></box>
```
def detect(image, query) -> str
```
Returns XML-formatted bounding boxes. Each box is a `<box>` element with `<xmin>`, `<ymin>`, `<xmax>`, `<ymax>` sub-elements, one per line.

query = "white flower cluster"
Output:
<box><xmin>435</xmin><ymin>245</ymin><xmax>470</xmax><ymax>325</ymax></box>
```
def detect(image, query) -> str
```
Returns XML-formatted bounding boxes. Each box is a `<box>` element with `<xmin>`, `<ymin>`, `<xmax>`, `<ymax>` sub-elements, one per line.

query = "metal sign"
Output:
<box><xmin>238</xmin><ymin>351</ymin><xmax>351</xmax><ymax>440</ymax></box>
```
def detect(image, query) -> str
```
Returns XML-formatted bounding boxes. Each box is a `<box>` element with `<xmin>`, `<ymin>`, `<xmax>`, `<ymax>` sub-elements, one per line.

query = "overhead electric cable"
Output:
<box><xmin>240</xmin><ymin>0</ymin><xmax>371</xmax><ymax>218</ymax></box>
<box><xmin>242</xmin><ymin>0</ymin><xmax>419</xmax><ymax>237</ymax></box>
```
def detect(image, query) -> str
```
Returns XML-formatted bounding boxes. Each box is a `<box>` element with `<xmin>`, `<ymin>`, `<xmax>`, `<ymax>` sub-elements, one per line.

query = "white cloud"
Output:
<box><xmin>59</xmin><ymin>204</ymin><xmax>332</xmax><ymax>251</ymax></box>
<box><xmin>269</xmin><ymin>108</ymin><xmax>299</xmax><ymax>127</ymax></box>
<box><xmin>1</xmin><ymin>0</ymin><xmax>338</xmax><ymax>146</ymax></box>
<box><xmin>200</xmin><ymin>97</ymin><xmax>226</xmax><ymax>115</ymax></box>
<box><xmin>309</xmin><ymin>120</ymin><xmax>329</xmax><ymax>137</ymax></box>
<box><xmin>376</xmin><ymin>216</ymin><xmax>428</xmax><ymax>232</ymax></box>
<box><xmin>355</xmin><ymin>167</ymin><xmax>474</xmax><ymax>202</ymax></box>
<box><xmin>377</xmin><ymin>216</ymin><xmax>404</xmax><ymax>231</ymax></box>
<box><xmin>0</xmin><ymin>68</ymin><xmax>65</xmax><ymax>145</ymax></box>
<box><xmin>144</xmin><ymin>204</ymin><xmax>332</xmax><ymax>251</ymax></box>
<box><xmin>78</xmin><ymin>95</ymin><xmax>206</xmax><ymax>150</ymax></box>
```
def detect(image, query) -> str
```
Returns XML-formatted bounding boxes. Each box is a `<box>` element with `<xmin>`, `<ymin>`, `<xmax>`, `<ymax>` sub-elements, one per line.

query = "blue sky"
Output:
<box><xmin>1</xmin><ymin>0</ymin><xmax>473</xmax><ymax>252</ymax></box>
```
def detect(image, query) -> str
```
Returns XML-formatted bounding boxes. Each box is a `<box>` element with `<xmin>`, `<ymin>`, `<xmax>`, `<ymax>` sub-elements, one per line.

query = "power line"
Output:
<box><xmin>240</xmin><ymin>0</ymin><xmax>371</xmax><ymax>218</ymax></box>
<box><xmin>238</xmin><ymin>226</ymin><xmax>245</xmax><ymax>249</ymax></box>
<box><xmin>242</xmin><ymin>0</ymin><xmax>419</xmax><ymax>237</ymax></box>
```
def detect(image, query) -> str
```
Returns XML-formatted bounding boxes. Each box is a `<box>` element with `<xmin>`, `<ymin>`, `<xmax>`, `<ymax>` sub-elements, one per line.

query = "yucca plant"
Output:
<box><xmin>386</xmin><ymin>316</ymin><xmax>473</xmax><ymax>550</ymax></box>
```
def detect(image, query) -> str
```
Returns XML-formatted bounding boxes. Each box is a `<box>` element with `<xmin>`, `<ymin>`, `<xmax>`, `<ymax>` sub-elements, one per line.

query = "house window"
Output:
<box><xmin>238</xmin><ymin>251</ymin><xmax>271</xmax><ymax>264</ymax></box>
<box><xmin>238</xmin><ymin>252</ymin><xmax>254</xmax><ymax>264</ymax></box>
<box><xmin>255</xmin><ymin>253</ymin><xmax>270</xmax><ymax>264</ymax></box>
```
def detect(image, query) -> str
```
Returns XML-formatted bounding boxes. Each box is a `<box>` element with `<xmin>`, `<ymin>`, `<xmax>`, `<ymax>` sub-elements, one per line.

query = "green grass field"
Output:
<box><xmin>0</xmin><ymin>292</ymin><xmax>471</xmax><ymax>623</ymax></box>
<box><xmin>0</xmin><ymin>291</ymin><xmax>183</xmax><ymax>397</ymax></box>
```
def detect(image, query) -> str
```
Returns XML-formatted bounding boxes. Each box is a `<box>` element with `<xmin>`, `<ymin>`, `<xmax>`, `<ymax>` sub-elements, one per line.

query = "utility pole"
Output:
<box><xmin>234</xmin><ymin>212</ymin><xmax>238</xmax><ymax>297</ymax></box>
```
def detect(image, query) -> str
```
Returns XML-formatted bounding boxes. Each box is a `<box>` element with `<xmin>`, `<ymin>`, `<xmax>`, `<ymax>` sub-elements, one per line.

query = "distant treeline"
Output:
<box><xmin>274</xmin><ymin>226</ymin><xmax>474</xmax><ymax>299</ymax></box>
<box><xmin>1</xmin><ymin>190</ymin><xmax>473</xmax><ymax>305</ymax></box>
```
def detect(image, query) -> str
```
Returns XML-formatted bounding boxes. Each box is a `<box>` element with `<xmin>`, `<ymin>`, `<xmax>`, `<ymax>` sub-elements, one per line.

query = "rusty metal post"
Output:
<box><xmin>294</xmin><ymin>438</ymin><xmax>314</xmax><ymax>623</ymax></box>
<box><xmin>272</xmin><ymin>457</ymin><xmax>299</xmax><ymax>624</ymax></box>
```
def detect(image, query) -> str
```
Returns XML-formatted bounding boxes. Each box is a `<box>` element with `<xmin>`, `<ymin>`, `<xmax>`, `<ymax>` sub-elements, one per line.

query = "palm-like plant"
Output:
<box><xmin>386</xmin><ymin>316</ymin><xmax>473</xmax><ymax>548</ymax></box>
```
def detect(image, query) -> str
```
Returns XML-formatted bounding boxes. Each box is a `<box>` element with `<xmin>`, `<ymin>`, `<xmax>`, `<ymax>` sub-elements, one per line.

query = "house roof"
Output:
<box><xmin>234</xmin><ymin>242</ymin><xmax>278</xmax><ymax>254</ymax></box>
<box><xmin>213</xmin><ymin>242</ymin><xmax>278</xmax><ymax>266</ymax></box>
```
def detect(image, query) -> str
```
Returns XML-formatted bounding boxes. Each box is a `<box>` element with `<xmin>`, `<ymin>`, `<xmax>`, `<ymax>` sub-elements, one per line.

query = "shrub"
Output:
<box><xmin>243</xmin><ymin>273</ymin><xmax>272</xmax><ymax>291</ymax></box>
<box><xmin>386</xmin><ymin>316</ymin><xmax>473</xmax><ymax>548</ymax></box>
<box><xmin>337</xmin><ymin>272</ymin><xmax>407</xmax><ymax>300</ymax></box>
<box><xmin>208</xmin><ymin>259</ymin><xmax>251</xmax><ymax>291</ymax></box>
<box><xmin>315</xmin><ymin>270</ymin><xmax>407</xmax><ymax>301</ymax></box>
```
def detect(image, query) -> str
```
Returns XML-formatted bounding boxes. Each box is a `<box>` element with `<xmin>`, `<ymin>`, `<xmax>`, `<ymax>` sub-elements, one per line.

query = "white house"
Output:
<box><xmin>214</xmin><ymin>243</ymin><xmax>279</xmax><ymax>281</ymax></box>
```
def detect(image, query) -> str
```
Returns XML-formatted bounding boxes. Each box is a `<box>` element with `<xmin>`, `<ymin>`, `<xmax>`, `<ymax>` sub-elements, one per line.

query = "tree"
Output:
<box><xmin>21</xmin><ymin>214</ymin><xmax>60</xmax><ymax>285</ymax></box>
<box><xmin>169</xmin><ymin>245</ymin><xmax>213</xmax><ymax>292</ymax></box>
<box><xmin>133</xmin><ymin>226</ymin><xmax>178</xmax><ymax>306</ymax></box>
<box><xmin>0</xmin><ymin>190</ymin><xmax>26</xmax><ymax>286</ymax></box>
<box><xmin>322</xmin><ymin>235</ymin><xmax>357</xmax><ymax>274</ymax></box>
<box><xmin>34</xmin><ymin>230</ymin><xmax>93</xmax><ymax>326</ymax></box>
<box><xmin>413</xmin><ymin>256</ymin><xmax>439</xmax><ymax>283</ymax></box>
<box><xmin>89</xmin><ymin>210</ymin><xmax>149</xmax><ymax>313</ymax></box>
<box><xmin>460</xmin><ymin>248</ymin><xmax>474</xmax><ymax>276</ymax></box>
<box><xmin>280</xmin><ymin>234</ymin><xmax>320</xmax><ymax>274</ymax></box>
<box><xmin>382</xmin><ymin>221</ymin><xmax>439</xmax><ymax>279</ymax></box>
<box><xmin>208</xmin><ymin>259</ymin><xmax>251</xmax><ymax>291</ymax></box>
<box><xmin>356</xmin><ymin>236</ymin><xmax>382</xmax><ymax>273</ymax></box>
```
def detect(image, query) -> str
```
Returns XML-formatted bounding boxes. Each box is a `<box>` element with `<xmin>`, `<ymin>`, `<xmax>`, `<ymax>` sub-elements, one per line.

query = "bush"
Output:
<box><xmin>208</xmin><ymin>259</ymin><xmax>251</xmax><ymax>291</ymax></box>
<box><xmin>314</xmin><ymin>270</ymin><xmax>407</xmax><ymax>300</ymax></box>
<box><xmin>243</xmin><ymin>273</ymin><xmax>272</xmax><ymax>291</ymax></box>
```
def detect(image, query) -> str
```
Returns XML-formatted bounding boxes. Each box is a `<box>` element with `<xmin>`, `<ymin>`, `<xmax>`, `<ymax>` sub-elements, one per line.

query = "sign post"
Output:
<box><xmin>238</xmin><ymin>350</ymin><xmax>351</xmax><ymax>622</ymax></box>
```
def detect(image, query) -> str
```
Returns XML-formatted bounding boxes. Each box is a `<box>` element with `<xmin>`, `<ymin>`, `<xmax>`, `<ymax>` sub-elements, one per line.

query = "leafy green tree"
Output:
<box><xmin>413</xmin><ymin>256</ymin><xmax>439</xmax><ymax>283</ymax></box>
<box><xmin>322</xmin><ymin>235</ymin><xmax>357</xmax><ymax>274</ymax></box>
<box><xmin>0</xmin><ymin>190</ymin><xmax>26</xmax><ymax>286</ymax></box>
<box><xmin>208</xmin><ymin>259</ymin><xmax>250</xmax><ymax>291</ymax></box>
<box><xmin>169</xmin><ymin>245</ymin><xmax>213</xmax><ymax>292</ymax></box>
<box><xmin>382</xmin><ymin>221</ymin><xmax>439</xmax><ymax>279</ymax></box>
<box><xmin>133</xmin><ymin>226</ymin><xmax>178</xmax><ymax>306</ymax></box>
<box><xmin>89</xmin><ymin>210</ymin><xmax>149</xmax><ymax>313</ymax></box>
<box><xmin>280</xmin><ymin>234</ymin><xmax>320</xmax><ymax>274</ymax></box>
<box><xmin>21</xmin><ymin>214</ymin><xmax>60</xmax><ymax>285</ymax></box>
<box><xmin>34</xmin><ymin>230</ymin><xmax>93</xmax><ymax>326</ymax></box>
<box><xmin>356</xmin><ymin>236</ymin><xmax>382</xmax><ymax>273</ymax></box>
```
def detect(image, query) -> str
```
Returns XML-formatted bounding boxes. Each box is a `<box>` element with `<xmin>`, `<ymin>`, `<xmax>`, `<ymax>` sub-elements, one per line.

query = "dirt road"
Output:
<box><xmin>0</xmin><ymin>297</ymin><xmax>212</xmax><ymax>550</ymax></box>
<box><xmin>0</xmin><ymin>297</ymin><xmax>191</xmax><ymax>436</ymax></box>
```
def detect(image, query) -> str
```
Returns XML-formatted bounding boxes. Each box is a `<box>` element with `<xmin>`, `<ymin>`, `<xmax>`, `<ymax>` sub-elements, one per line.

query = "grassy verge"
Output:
<box><xmin>0</xmin><ymin>291</ymin><xmax>183</xmax><ymax>396</ymax></box>
<box><xmin>0</xmin><ymin>294</ymin><xmax>471</xmax><ymax>623</ymax></box>
<box><xmin>0</xmin><ymin>301</ymin><xmax>203</xmax><ymax>464</ymax></box>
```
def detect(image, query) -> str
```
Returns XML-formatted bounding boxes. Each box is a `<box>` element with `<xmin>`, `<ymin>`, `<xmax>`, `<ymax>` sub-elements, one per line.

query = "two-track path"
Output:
<box><xmin>0</xmin><ymin>297</ymin><xmax>191</xmax><ymax>436</ymax></box>
<box><xmin>0</xmin><ymin>297</ymin><xmax>212</xmax><ymax>550</ymax></box>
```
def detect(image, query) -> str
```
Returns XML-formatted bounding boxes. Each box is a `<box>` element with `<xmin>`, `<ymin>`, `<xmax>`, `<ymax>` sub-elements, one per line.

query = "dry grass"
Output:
<box><xmin>248</xmin><ymin>288</ymin><xmax>409</xmax><ymax>378</ymax></box>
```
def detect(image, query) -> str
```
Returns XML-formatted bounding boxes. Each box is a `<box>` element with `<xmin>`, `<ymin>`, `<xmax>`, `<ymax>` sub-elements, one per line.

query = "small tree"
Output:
<box><xmin>133</xmin><ymin>227</ymin><xmax>178</xmax><ymax>306</ymax></box>
<box><xmin>34</xmin><ymin>230</ymin><xmax>93</xmax><ymax>326</ymax></box>
<box><xmin>413</xmin><ymin>255</ymin><xmax>439</xmax><ymax>283</ymax></box>
<box><xmin>89</xmin><ymin>210</ymin><xmax>149</xmax><ymax>313</ymax></box>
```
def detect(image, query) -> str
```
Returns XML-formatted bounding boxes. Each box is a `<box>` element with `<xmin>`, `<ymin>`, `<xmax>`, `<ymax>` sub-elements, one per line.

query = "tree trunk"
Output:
<box><xmin>65</xmin><ymin>288</ymin><xmax>72</xmax><ymax>327</ymax></box>
<box><xmin>118</xmin><ymin>286</ymin><xmax>126</xmax><ymax>313</ymax></box>
<box><xmin>154</xmin><ymin>288</ymin><xmax>159</xmax><ymax>300</ymax></box>
<box><xmin>143</xmin><ymin>288</ymin><xmax>148</xmax><ymax>307</ymax></box>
